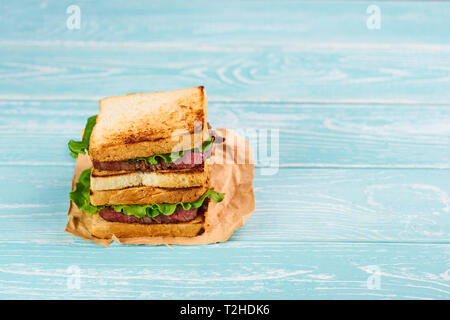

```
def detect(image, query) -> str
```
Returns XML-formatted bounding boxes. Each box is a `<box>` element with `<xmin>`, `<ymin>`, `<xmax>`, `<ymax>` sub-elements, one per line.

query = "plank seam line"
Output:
<box><xmin>275</xmin><ymin>164</ymin><xmax>450</xmax><ymax>169</ymax></box>
<box><xmin>210</xmin><ymin>240</ymin><xmax>450</xmax><ymax>245</ymax></box>
<box><xmin>1</xmin><ymin>162</ymin><xmax>450</xmax><ymax>169</ymax></box>
<box><xmin>0</xmin><ymin>240</ymin><xmax>449</xmax><ymax>245</ymax></box>
<box><xmin>2</xmin><ymin>40</ymin><xmax>450</xmax><ymax>52</ymax></box>
<box><xmin>1</xmin><ymin>95</ymin><xmax>450</xmax><ymax>105</ymax></box>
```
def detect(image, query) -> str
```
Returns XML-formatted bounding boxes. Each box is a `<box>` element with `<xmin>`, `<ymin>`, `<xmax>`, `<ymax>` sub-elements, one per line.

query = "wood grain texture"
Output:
<box><xmin>2</xmin><ymin>1</ymin><xmax>450</xmax><ymax>44</ymax></box>
<box><xmin>0</xmin><ymin>1</ymin><xmax>450</xmax><ymax>101</ymax></box>
<box><xmin>1</xmin><ymin>43</ymin><xmax>450</xmax><ymax>102</ymax></box>
<box><xmin>0</xmin><ymin>242</ymin><xmax>448</xmax><ymax>299</ymax></box>
<box><xmin>0</xmin><ymin>166</ymin><xmax>449</xmax><ymax>243</ymax></box>
<box><xmin>1</xmin><ymin>100</ymin><xmax>449</xmax><ymax>166</ymax></box>
<box><xmin>0</xmin><ymin>0</ymin><xmax>449</xmax><ymax>299</ymax></box>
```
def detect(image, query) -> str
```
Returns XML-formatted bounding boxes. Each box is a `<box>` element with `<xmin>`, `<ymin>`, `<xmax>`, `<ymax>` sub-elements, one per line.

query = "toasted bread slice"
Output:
<box><xmin>89</xmin><ymin>86</ymin><xmax>209</xmax><ymax>162</ymax></box>
<box><xmin>90</xmin><ymin>184</ymin><xmax>209</xmax><ymax>206</ymax></box>
<box><xmin>85</xmin><ymin>211</ymin><xmax>205</xmax><ymax>238</ymax></box>
<box><xmin>90</xmin><ymin>164</ymin><xmax>208</xmax><ymax>191</ymax></box>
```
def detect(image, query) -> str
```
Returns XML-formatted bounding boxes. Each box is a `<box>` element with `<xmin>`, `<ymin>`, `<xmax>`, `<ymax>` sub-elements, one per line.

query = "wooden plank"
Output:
<box><xmin>1</xmin><ymin>44</ymin><xmax>450</xmax><ymax>101</ymax></box>
<box><xmin>1</xmin><ymin>2</ymin><xmax>450</xmax><ymax>101</ymax></box>
<box><xmin>0</xmin><ymin>241</ymin><xmax>448</xmax><ymax>299</ymax></box>
<box><xmin>1</xmin><ymin>1</ymin><xmax>449</xmax><ymax>44</ymax></box>
<box><xmin>1</xmin><ymin>100</ymin><xmax>449</xmax><ymax>166</ymax></box>
<box><xmin>1</xmin><ymin>1</ymin><xmax>449</xmax><ymax>300</ymax></box>
<box><xmin>0</xmin><ymin>166</ymin><xmax>449</xmax><ymax>243</ymax></box>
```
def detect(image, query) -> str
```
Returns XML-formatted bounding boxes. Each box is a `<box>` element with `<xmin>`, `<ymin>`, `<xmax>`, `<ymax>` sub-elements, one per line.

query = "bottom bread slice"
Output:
<box><xmin>85</xmin><ymin>212</ymin><xmax>205</xmax><ymax>238</ymax></box>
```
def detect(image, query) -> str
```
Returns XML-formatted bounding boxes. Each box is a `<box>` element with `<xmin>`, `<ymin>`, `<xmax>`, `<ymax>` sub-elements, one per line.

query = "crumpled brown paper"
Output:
<box><xmin>65</xmin><ymin>129</ymin><xmax>255</xmax><ymax>247</ymax></box>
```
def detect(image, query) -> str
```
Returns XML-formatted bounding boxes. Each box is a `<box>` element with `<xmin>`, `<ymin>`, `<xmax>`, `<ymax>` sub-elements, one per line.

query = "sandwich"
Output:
<box><xmin>68</xmin><ymin>86</ymin><xmax>224</xmax><ymax>239</ymax></box>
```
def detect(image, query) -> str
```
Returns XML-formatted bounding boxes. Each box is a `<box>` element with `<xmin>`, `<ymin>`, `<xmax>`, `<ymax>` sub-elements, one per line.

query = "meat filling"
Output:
<box><xmin>99</xmin><ymin>206</ymin><xmax>198</xmax><ymax>224</ymax></box>
<box><xmin>92</xmin><ymin>147</ymin><xmax>212</xmax><ymax>172</ymax></box>
<box><xmin>98</xmin><ymin>197</ymin><xmax>211</xmax><ymax>225</ymax></box>
<box><xmin>92</xmin><ymin>128</ymin><xmax>222</xmax><ymax>172</ymax></box>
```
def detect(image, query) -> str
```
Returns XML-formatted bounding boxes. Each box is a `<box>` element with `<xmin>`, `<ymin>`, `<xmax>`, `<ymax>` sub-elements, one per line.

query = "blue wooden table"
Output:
<box><xmin>0</xmin><ymin>0</ymin><xmax>449</xmax><ymax>299</ymax></box>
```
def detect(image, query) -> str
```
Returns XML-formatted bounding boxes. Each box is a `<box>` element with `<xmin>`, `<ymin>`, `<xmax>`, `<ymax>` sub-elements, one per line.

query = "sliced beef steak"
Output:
<box><xmin>99</xmin><ymin>206</ymin><xmax>198</xmax><ymax>224</ymax></box>
<box><xmin>92</xmin><ymin>147</ymin><xmax>212</xmax><ymax>172</ymax></box>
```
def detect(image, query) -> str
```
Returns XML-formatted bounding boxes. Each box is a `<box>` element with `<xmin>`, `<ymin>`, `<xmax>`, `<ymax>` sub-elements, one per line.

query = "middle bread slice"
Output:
<box><xmin>90</xmin><ymin>164</ymin><xmax>208</xmax><ymax>191</ymax></box>
<box><xmin>90</xmin><ymin>184</ymin><xmax>209</xmax><ymax>206</ymax></box>
<box><xmin>89</xmin><ymin>163</ymin><xmax>209</xmax><ymax>206</ymax></box>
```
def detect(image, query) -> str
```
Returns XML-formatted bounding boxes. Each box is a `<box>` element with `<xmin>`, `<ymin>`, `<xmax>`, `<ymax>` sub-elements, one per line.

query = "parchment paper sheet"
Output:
<box><xmin>65</xmin><ymin>129</ymin><xmax>255</xmax><ymax>247</ymax></box>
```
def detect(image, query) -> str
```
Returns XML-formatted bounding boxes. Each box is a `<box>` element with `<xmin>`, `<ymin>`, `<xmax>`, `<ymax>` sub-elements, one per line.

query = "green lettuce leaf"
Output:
<box><xmin>129</xmin><ymin>137</ymin><xmax>215</xmax><ymax>165</ymax></box>
<box><xmin>69</xmin><ymin>168</ymin><xmax>99</xmax><ymax>214</ymax></box>
<box><xmin>131</xmin><ymin>151</ymin><xmax>184</xmax><ymax>165</ymax></box>
<box><xmin>68</xmin><ymin>115</ymin><xmax>97</xmax><ymax>159</ymax></box>
<box><xmin>199</xmin><ymin>137</ymin><xmax>214</xmax><ymax>152</ymax></box>
<box><xmin>69</xmin><ymin>168</ymin><xmax>225</xmax><ymax>218</ymax></box>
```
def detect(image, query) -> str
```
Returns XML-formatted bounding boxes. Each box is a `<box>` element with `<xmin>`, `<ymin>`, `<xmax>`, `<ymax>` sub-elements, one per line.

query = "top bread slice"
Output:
<box><xmin>89</xmin><ymin>86</ymin><xmax>209</xmax><ymax>162</ymax></box>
